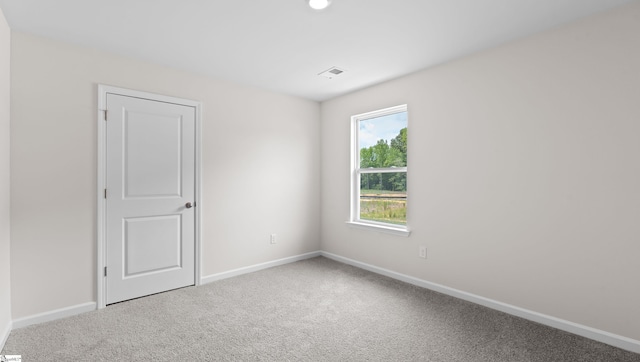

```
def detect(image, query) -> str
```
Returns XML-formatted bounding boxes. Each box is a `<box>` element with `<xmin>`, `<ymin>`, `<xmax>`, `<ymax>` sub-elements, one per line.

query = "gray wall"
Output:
<box><xmin>321</xmin><ymin>3</ymin><xmax>640</xmax><ymax>341</ymax></box>
<box><xmin>0</xmin><ymin>6</ymin><xmax>12</xmax><ymax>349</ymax></box>
<box><xmin>9</xmin><ymin>32</ymin><xmax>321</xmax><ymax>319</ymax></box>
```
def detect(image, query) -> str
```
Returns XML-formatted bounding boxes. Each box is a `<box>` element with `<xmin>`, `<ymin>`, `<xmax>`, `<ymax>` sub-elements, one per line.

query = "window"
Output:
<box><xmin>349</xmin><ymin>105</ymin><xmax>409</xmax><ymax>236</ymax></box>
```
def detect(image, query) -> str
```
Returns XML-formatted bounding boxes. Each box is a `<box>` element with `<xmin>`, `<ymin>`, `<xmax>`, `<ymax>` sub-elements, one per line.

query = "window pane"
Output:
<box><xmin>359</xmin><ymin>111</ymin><xmax>407</xmax><ymax>168</ymax></box>
<box><xmin>360</xmin><ymin>172</ymin><xmax>406</xmax><ymax>225</ymax></box>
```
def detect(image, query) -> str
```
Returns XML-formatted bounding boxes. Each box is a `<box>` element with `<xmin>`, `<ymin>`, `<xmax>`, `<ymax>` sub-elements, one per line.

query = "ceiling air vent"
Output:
<box><xmin>318</xmin><ymin>66</ymin><xmax>346</xmax><ymax>79</ymax></box>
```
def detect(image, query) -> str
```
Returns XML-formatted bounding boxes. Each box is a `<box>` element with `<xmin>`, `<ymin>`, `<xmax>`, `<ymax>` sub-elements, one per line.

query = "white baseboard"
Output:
<box><xmin>0</xmin><ymin>320</ymin><xmax>11</xmax><ymax>352</ymax></box>
<box><xmin>7</xmin><ymin>252</ymin><xmax>638</xmax><ymax>354</ymax></box>
<box><xmin>12</xmin><ymin>302</ymin><xmax>97</xmax><ymax>329</ymax></box>
<box><xmin>201</xmin><ymin>251</ymin><xmax>322</xmax><ymax>285</ymax></box>
<box><xmin>320</xmin><ymin>251</ymin><xmax>640</xmax><ymax>354</ymax></box>
<box><xmin>10</xmin><ymin>252</ymin><xmax>322</xmax><ymax>331</ymax></box>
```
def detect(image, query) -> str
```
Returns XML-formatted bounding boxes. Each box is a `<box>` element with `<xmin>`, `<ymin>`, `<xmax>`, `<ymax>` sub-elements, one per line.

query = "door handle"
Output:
<box><xmin>185</xmin><ymin>202</ymin><xmax>194</xmax><ymax>209</ymax></box>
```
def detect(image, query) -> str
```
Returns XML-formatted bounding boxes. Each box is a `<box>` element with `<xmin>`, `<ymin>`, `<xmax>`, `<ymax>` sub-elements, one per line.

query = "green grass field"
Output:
<box><xmin>360</xmin><ymin>198</ymin><xmax>406</xmax><ymax>225</ymax></box>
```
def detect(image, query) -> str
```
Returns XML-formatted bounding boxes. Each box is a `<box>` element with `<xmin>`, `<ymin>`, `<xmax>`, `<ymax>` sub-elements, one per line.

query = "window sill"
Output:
<box><xmin>346</xmin><ymin>221</ymin><xmax>411</xmax><ymax>237</ymax></box>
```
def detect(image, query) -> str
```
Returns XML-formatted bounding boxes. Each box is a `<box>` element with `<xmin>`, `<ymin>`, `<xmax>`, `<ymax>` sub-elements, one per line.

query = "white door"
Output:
<box><xmin>105</xmin><ymin>93</ymin><xmax>196</xmax><ymax>304</ymax></box>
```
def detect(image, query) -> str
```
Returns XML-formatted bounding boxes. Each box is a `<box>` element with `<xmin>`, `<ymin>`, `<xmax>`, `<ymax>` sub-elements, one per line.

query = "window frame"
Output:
<box><xmin>348</xmin><ymin>104</ymin><xmax>410</xmax><ymax>237</ymax></box>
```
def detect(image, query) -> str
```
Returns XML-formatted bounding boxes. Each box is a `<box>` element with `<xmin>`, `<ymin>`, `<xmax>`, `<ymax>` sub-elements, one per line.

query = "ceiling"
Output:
<box><xmin>0</xmin><ymin>0</ymin><xmax>632</xmax><ymax>101</ymax></box>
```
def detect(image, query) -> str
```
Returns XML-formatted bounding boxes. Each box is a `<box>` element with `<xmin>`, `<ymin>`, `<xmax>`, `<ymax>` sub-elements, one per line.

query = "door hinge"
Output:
<box><xmin>103</xmin><ymin>109</ymin><xmax>108</xmax><ymax>121</ymax></box>
<box><xmin>104</xmin><ymin>266</ymin><xmax>107</xmax><ymax>277</ymax></box>
<box><xmin>104</xmin><ymin>189</ymin><xmax>107</xmax><ymax>199</ymax></box>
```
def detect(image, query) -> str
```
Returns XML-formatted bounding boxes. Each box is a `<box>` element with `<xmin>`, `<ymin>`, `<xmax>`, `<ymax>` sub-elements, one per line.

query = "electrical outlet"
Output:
<box><xmin>270</xmin><ymin>234</ymin><xmax>277</xmax><ymax>244</ymax></box>
<box><xmin>419</xmin><ymin>246</ymin><xmax>427</xmax><ymax>259</ymax></box>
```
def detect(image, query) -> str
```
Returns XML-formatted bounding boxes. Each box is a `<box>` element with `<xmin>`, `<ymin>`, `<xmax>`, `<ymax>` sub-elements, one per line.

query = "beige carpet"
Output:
<box><xmin>2</xmin><ymin>256</ymin><xmax>639</xmax><ymax>361</ymax></box>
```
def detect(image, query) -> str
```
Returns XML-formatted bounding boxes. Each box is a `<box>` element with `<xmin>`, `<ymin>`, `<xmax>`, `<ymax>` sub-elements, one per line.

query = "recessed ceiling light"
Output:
<box><xmin>308</xmin><ymin>0</ymin><xmax>332</xmax><ymax>10</ymax></box>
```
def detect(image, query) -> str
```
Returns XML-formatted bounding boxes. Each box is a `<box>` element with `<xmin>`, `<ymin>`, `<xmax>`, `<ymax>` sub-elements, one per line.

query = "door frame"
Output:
<box><xmin>96</xmin><ymin>84</ymin><xmax>202</xmax><ymax>309</ymax></box>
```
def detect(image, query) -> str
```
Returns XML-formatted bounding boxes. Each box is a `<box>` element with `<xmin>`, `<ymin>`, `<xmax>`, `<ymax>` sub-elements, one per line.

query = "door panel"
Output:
<box><xmin>124</xmin><ymin>215</ymin><xmax>182</xmax><ymax>277</ymax></box>
<box><xmin>106</xmin><ymin>93</ymin><xmax>195</xmax><ymax>304</ymax></box>
<box><xmin>124</xmin><ymin>112</ymin><xmax>182</xmax><ymax>198</ymax></box>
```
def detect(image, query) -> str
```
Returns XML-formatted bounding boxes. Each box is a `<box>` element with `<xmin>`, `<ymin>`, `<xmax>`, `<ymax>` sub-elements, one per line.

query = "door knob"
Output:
<box><xmin>185</xmin><ymin>202</ymin><xmax>193</xmax><ymax>209</ymax></box>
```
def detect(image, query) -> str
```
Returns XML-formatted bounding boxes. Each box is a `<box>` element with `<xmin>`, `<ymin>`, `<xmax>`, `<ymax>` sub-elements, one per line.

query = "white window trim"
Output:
<box><xmin>346</xmin><ymin>220</ymin><xmax>411</xmax><ymax>237</ymax></box>
<box><xmin>348</xmin><ymin>104</ymin><xmax>410</xmax><ymax>236</ymax></box>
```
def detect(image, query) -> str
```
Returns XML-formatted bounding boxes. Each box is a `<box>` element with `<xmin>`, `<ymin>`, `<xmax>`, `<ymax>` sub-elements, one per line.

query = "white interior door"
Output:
<box><xmin>105</xmin><ymin>93</ymin><xmax>196</xmax><ymax>304</ymax></box>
